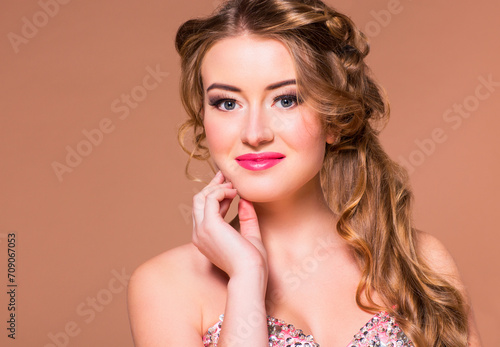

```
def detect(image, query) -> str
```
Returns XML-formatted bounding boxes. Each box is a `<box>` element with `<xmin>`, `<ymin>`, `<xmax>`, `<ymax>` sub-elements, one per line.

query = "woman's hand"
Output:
<box><xmin>192</xmin><ymin>170</ymin><xmax>268</xmax><ymax>280</ymax></box>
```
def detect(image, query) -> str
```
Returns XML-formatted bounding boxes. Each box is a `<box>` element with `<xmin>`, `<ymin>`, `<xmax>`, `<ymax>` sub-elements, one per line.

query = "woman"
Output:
<box><xmin>127</xmin><ymin>0</ymin><xmax>481</xmax><ymax>346</ymax></box>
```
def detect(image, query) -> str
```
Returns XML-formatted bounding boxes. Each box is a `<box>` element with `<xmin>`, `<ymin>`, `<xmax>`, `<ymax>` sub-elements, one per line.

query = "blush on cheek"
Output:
<box><xmin>204</xmin><ymin>122</ymin><xmax>225</xmax><ymax>150</ymax></box>
<box><xmin>203</xmin><ymin>124</ymin><xmax>235</xmax><ymax>179</ymax></box>
<box><xmin>298</xmin><ymin>118</ymin><xmax>323</xmax><ymax>139</ymax></box>
<box><xmin>204</xmin><ymin>113</ymin><xmax>241</xmax><ymax>159</ymax></box>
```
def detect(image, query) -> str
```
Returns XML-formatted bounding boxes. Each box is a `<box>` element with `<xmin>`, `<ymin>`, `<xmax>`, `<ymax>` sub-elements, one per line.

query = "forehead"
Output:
<box><xmin>201</xmin><ymin>35</ymin><xmax>296</xmax><ymax>88</ymax></box>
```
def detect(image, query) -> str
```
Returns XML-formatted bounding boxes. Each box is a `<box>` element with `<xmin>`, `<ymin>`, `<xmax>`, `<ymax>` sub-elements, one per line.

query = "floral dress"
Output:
<box><xmin>203</xmin><ymin>311</ymin><xmax>414</xmax><ymax>347</ymax></box>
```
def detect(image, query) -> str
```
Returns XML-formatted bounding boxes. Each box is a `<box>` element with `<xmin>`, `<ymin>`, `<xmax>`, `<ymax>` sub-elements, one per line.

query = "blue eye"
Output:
<box><xmin>279</xmin><ymin>97</ymin><xmax>295</xmax><ymax>108</ymax></box>
<box><xmin>208</xmin><ymin>97</ymin><xmax>239</xmax><ymax>111</ymax></box>
<box><xmin>220</xmin><ymin>100</ymin><xmax>237</xmax><ymax>110</ymax></box>
<box><xmin>274</xmin><ymin>95</ymin><xmax>299</xmax><ymax>109</ymax></box>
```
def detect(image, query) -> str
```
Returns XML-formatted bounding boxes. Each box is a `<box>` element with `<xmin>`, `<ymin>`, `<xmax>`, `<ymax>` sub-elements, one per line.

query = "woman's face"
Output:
<box><xmin>201</xmin><ymin>35</ymin><xmax>334</xmax><ymax>202</ymax></box>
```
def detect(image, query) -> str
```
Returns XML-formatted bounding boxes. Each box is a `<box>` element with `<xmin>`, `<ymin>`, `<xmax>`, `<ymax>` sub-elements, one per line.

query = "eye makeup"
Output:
<box><xmin>207</xmin><ymin>93</ymin><xmax>235</xmax><ymax>108</ymax></box>
<box><xmin>206</xmin><ymin>88</ymin><xmax>303</xmax><ymax>110</ymax></box>
<box><xmin>271</xmin><ymin>88</ymin><xmax>303</xmax><ymax>108</ymax></box>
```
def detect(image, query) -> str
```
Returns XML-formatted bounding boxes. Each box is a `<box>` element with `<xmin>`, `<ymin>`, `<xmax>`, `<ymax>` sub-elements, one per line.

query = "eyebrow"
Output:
<box><xmin>206</xmin><ymin>79</ymin><xmax>296</xmax><ymax>93</ymax></box>
<box><xmin>206</xmin><ymin>83</ymin><xmax>241</xmax><ymax>93</ymax></box>
<box><xmin>266</xmin><ymin>79</ymin><xmax>296</xmax><ymax>90</ymax></box>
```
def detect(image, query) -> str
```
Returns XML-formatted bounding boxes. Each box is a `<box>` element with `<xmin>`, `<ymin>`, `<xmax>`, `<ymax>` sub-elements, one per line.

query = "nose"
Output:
<box><xmin>240</xmin><ymin>106</ymin><xmax>274</xmax><ymax>147</ymax></box>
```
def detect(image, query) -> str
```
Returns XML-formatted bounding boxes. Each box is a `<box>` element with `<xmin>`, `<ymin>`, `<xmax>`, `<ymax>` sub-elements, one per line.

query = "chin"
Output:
<box><xmin>228</xmin><ymin>176</ymin><xmax>292</xmax><ymax>203</ymax></box>
<box><xmin>236</xmin><ymin>188</ymin><xmax>279</xmax><ymax>203</ymax></box>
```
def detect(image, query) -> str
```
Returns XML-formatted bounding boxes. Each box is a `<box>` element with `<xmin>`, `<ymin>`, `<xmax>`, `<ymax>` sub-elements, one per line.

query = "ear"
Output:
<box><xmin>325</xmin><ymin>129</ymin><xmax>337</xmax><ymax>144</ymax></box>
<box><xmin>199</xmin><ymin>107</ymin><xmax>205</xmax><ymax>123</ymax></box>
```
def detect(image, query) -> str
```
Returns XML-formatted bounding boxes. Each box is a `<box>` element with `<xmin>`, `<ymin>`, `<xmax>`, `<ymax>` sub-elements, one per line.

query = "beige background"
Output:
<box><xmin>1</xmin><ymin>0</ymin><xmax>499</xmax><ymax>346</ymax></box>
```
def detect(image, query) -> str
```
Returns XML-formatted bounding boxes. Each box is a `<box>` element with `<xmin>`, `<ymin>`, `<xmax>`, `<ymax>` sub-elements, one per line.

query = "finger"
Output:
<box><xmin>201</xmin><ymin>182</ymin><xmax>232</xmax><ymax>197</ymax></box>
<box><xmin>200</xmin><ymin>171</ymin><xmax>224</xmax><ymax>195</ymax></box>
<box><xmin>208</xmin><ymin>170</ymin><xmax>225</xmax><ymax>187</ymax></box>
<box><xmin>238</xmin><ymin>198</ymin><xmax>262</xmax><ymax>241</ymax></box>
<box><xmin>204</xmin><ymin>188</ymin><xmax>238</xmax><ymax>222</ymax></box>
<box><xmin>193</xmin><ymin>182</ymin><xmax>233</xmax><ymax>227</ymax></box>
<box><xmin>219</xmin><ymin>195</ymin><xmax>235</xmax><ymax>218</ymax></box>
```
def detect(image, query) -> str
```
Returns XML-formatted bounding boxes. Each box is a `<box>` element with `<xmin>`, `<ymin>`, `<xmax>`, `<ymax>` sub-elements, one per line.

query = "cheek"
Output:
<box><xmin>204</xmin><ymin>122</ymin><xmax>242</xmax><ymax>179</ymax></box>
<box><xmin>204</xmin><ymin>118</ymin><xmax>235</xmax><ymax>161</ymax></box>
<box><xmin>205</xmin><ymin>124</ymin><xmax>223</xmax><ymax>155</ymax></box>
<box><xmin>289</xmin><ymin>116</ymin><xmax>326</xmax><ymax>153</ymax></box>
<box><xmin>299</xmin><ymin>135</ymin><xmax>327</xmax><ymax>166</ymax></box>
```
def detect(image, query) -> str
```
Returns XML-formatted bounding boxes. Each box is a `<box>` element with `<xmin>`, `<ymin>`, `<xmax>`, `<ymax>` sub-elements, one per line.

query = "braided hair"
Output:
<box><xmin>175</xmin><ymin>1</ymin><xmax>469</xmax><ymax>345</ymax></box>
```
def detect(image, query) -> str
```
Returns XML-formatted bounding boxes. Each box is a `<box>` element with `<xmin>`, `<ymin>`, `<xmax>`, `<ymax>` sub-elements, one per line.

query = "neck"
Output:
<box><xmin>233</xmin><ymin>174</ymin><xmax>343</xmax><ymax>262</ymax></box>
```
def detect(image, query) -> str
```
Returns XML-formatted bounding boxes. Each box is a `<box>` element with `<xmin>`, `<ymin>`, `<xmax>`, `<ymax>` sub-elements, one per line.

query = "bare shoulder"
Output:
<box><xmin>130</xmin><ymin>242</ymin><xmax>212</xmax><ymax>284</ymax></box>
<box><xmin>127</xmin><ymin>242</ymin><xmax>214</xmax><ymax>346</ymax></box>
<box><xmin>130</xmin><ymin>242</ymin><xmax>212</xmax><ymax>289</ymax></box>
<box><xmin>414</xmin><ymin>229</ymin><xmax>462</xmax><ymax>285</ymax></box>
<box><xmin>414</xmin><ymin>230</ymin><xmax>483</xmax><ymax>346</ymax></box>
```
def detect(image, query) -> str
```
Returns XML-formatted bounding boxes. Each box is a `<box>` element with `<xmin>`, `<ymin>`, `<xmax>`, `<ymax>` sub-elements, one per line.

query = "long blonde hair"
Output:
<box><xmin>175</xmin><ymin>0</ymin><xmax>469</xmax><ymax>345</ymax></box>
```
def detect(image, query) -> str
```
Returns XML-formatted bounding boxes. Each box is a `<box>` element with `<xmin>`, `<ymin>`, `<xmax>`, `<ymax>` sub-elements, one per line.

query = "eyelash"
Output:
<box><xmin>208</xmin><ymin>93</ymin><xmax>233</xmax><ymax>108</ymax></box>
<box><xmin>207</xmin><ymin>92</ymin><xmax>302</xmax><ymax>110</ymax></box>
<box><xmin>273</xmin><ymin>94</ymin><xmax>301</xmax><ymax>108</ymax></box>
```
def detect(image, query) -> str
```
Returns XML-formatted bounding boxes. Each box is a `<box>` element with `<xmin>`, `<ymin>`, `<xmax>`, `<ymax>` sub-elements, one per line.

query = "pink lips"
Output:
<box><xmin>235</xmin><ymin>152</ymin><xmax>285</xmax><ymax>171</ymax></box>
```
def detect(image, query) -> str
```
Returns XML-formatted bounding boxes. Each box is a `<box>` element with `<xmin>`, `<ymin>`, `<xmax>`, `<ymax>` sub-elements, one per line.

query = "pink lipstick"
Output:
<box><xmin>235</xmin><ymin>152</ymin><xmax>285</xmax><ymax>171</ymax></box>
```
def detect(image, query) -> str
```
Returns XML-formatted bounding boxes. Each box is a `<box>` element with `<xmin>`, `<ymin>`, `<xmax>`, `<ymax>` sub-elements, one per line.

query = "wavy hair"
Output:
<box><xmin>175</xmin><ymin>0</ymin><xmax>469</xmax><ymax>345</ymax></box>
